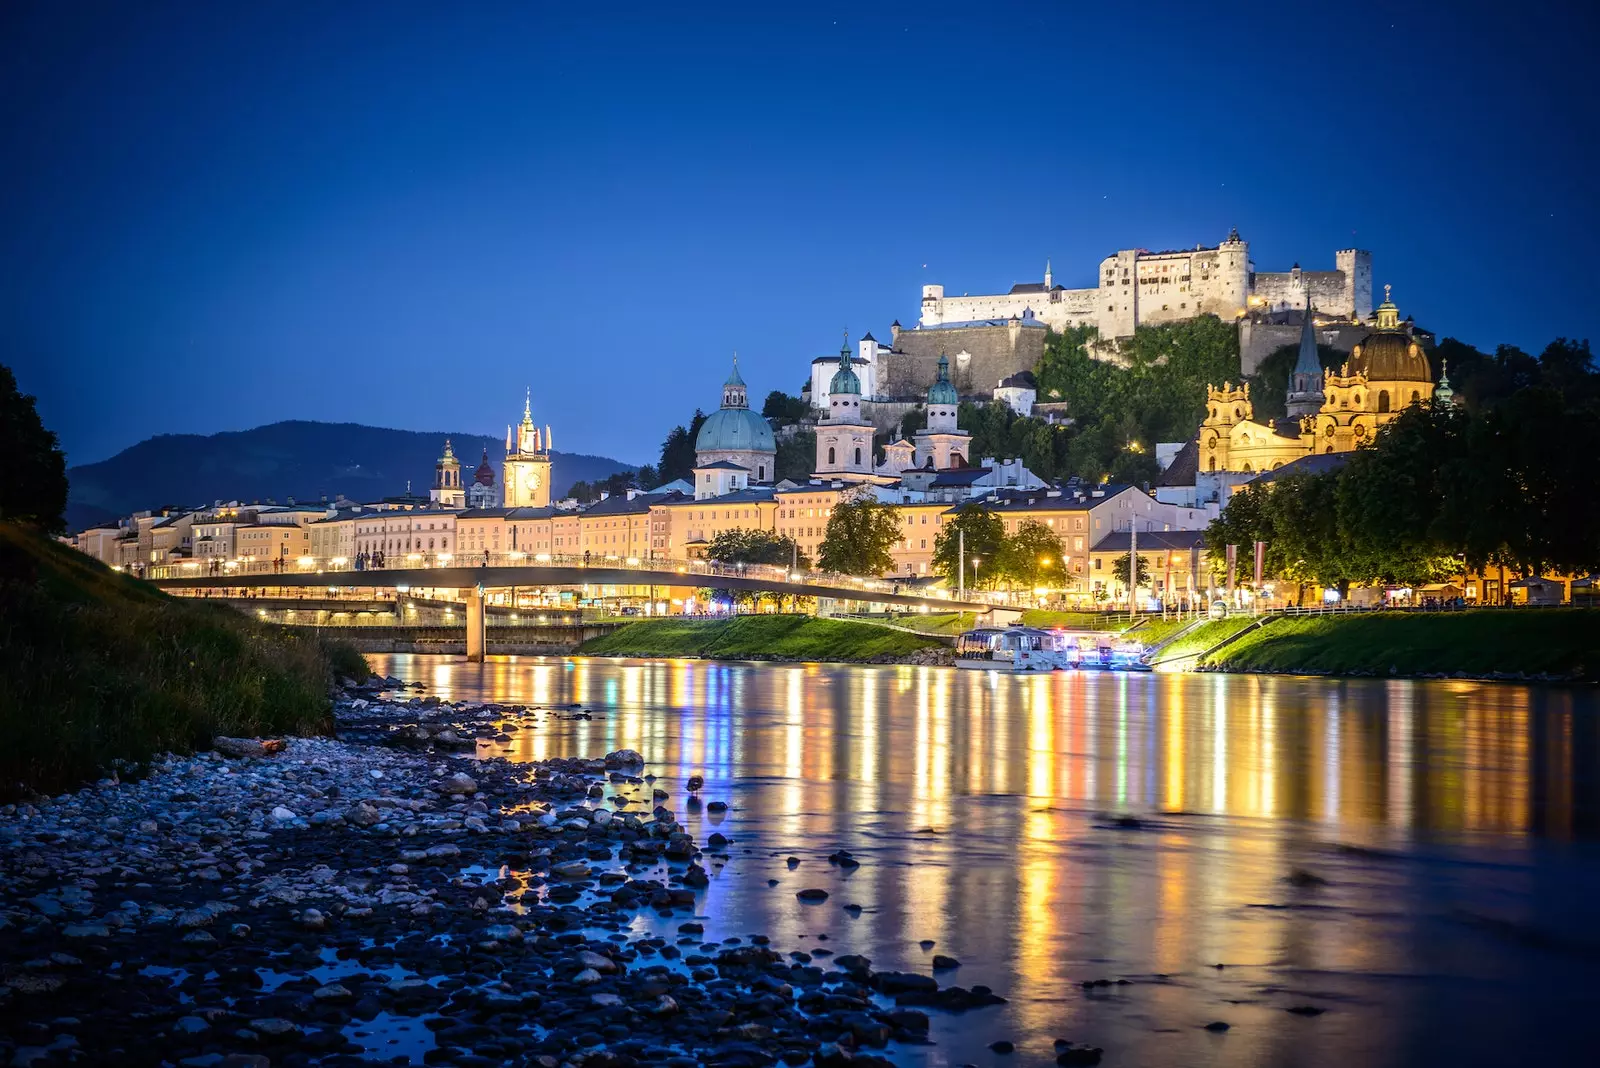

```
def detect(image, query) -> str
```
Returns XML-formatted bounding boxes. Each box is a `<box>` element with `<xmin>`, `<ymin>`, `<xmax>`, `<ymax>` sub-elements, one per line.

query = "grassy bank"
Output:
<box><xmin>0</xmin><ymin>523</ymin><xmax>369</xmax><ymax>797</ymax></box>
<box><xmin>1203</xmin><ymin>609</ymin><xmax>1600</xmax><ymax>681</ymax></box>
<box><xmin>576</xmin><ymin>615</ymin><xmax>945</xmax><ymax>662</ymax></box>
<box><xmin>1152</xmin><ymin>616</ymin><xmax>1263</xmax><ymax>662</ymax></box>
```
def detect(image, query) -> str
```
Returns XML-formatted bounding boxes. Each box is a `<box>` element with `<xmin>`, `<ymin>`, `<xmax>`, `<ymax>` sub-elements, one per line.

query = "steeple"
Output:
<box><xmin>1285</xmin><ymin>294</ymin><xmax>1326</xmax><ymax>422</ymax></box>
<box><xmin>1044</xmin><ymin>257</ymin><xmax>1053</xmax><ymax>288</ymax></box>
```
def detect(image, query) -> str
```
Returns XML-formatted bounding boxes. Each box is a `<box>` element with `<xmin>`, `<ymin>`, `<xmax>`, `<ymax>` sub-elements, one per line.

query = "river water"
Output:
<box><xmin>367</xmin><ymin>653</ymin><xmax>1600</xmax><ymax>1067</ymax></box>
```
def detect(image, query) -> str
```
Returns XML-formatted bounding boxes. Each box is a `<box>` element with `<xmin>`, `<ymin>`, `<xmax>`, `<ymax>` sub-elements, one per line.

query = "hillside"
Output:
<box><xmin>65</xmin><ymin>420</ymin><xmax>637</xmax><ymax>530</ymax></box>
<box><xmin>0</xmin><ymin>522</ymin><xmax>366</xmax><ymax>797</ymax></box>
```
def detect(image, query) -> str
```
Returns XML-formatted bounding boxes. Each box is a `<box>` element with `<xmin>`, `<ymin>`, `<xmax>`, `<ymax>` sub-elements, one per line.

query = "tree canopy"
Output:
<box><xmin>931</xmin><ymin>505</ymin><xmax>1006</xmax><ymax>587</ymax></box>
<box><xmin>706</xmin><ymin>527</ymin><xmax>807</xmax><ymax>569</ymax></box>
<box><xmin>761</xmin><ymin>391</ymin><xmax>810</xmax><ymax>424</ymax></box>
<box><xmin>656</xmin><ymin>411</ymin><xmax>708</xmax><ymax>486</ymax></box>
<box><xmin>0</xmin><ymin>364</ymin><xmax>67</xmax><ymax>533</ymax></box>
<box><xmin>817</xmin><ymin>494</ymin><xmax>901</xmax><ymax>576</ymax></box>
<box><xmin>1000</xmin><ymin>519</ymin><xmax>1065</xmax><ymax>589</ymax></box>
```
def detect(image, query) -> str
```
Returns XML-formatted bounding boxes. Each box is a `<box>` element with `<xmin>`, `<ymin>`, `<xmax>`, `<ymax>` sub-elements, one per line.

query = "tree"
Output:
<box><xmin>706</xmin><ymin>527</ymin><xmax>807</xmax><ymax>569</ymax></box>
<box><xmin>762</xmin><ymin>391</ymin><xmax>810</xmax><ymax>424</ymax></box>
<box><xmin>0</xmin><ymin>364</ymin><xmax>67</xmax><ymax>533</ymax></box>
<box><xmin>1111</xmin><ymin>554</ymin><xmax>1151</xmax><ymax>589</ymax></box>
<box><xmin>774</xmin><ymin>431</ymin><xmax>816</xmax><ymax>483</ymax></box>
<box><xmin>656</xmin><ymin>411</ymin><xmax>708</xmax><ymax>485</ymax></box>
<box><xmin>931</xmin><ymin>504</ymin><xmax>1005</xmax><ymax>587</ymax></box>
<box><xmin>635</xmin><ymin>464</ymin><xmax>660</xmax><ymax>490</ymax></box>
<box><xmin>817</xmin><ymin>493</ymin><xmax>901</xmax><ymax>576</ymax></box>
<box><xmin>1001</xmin><ymin>519</ymin><xmax>1064</xmax><ymax>589</ymax></box>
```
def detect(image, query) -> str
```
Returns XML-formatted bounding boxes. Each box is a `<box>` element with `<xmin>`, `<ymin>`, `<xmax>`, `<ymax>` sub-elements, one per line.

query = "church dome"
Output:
<box><xmin>473</xmin><ymin>449</ymin><xmax>495</xmax><ymax>486</ymax></box>
<box><xmin>1350</xmin><ymin>333</ymin><xmax>1431</xmax><ymax>382</ymax></box>
<box><xmin>696</xmin><ymin>406</ymin><xmax>775</xmax><ymax>453</ymax></box>
<box><xmin>825</xmin><ymin>364</ymin><xmax>864</xmax><ymax>398</ymax></box>
<box><xmin>1350</xmin><ymin>284</ymin><xmax>1431</xmax><ymax>382</ymax></box>
<box><xmin>927</xmin><ymin>354</ymin><xmax>958</xmax><ymax>405</ymax></box>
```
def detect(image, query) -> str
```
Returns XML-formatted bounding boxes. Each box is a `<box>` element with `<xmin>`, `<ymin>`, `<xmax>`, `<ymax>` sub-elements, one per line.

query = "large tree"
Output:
<box><xmin>656</xmin><ymin>411</ymin><xmax>708</xmax><ymax>485</ymax></box>
<box><xmin>1001</xmin><ymin>519</ymin><xmax>1065</xmax><ymax>589</ymax></box>
<box><xmin>0</xmin><ymin>364</ymin><xmax>67</xmax><ymax>533</ymax></box>
<box><xmin>1111</xmin><ymin>553</ymin><xmax>1151</xmax><ymax>590</ymax></box>
<box><xmin>761</xmin><ymin>391</ymin><xmax>810</xmax><ymax>424</ymax></box>
<box><xmin>706</xmin><ymin>527</ymin><xmax>807</xmax><ymax>569</ymax></box>
<box><xmin>817</xmin><ymin>494</ymin><xmax>901</xmax><ymax>576</ymax></box>
<box><xmin>931</xmin><ymin>504</ymin><xmax>1005</xmax><ymax>587</ymax></box>
<box><xmin>774</xmin><ymin>430</ymin><xmax>816</xmax><ymax>483</ymax></box>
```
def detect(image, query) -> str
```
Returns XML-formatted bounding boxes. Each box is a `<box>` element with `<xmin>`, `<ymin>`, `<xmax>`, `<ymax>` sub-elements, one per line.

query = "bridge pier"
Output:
<box><xmin>465</xmin><ymin>584</ymin><xmax>486</xmax><ymax>663</ymax></box>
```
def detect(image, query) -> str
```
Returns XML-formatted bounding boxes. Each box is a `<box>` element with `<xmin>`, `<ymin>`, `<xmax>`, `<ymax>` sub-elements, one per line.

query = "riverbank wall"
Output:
<box><xmin>1199</xmin><ymin>608</ymin><xmax>1599</xmax><ymax>683</ymax></box>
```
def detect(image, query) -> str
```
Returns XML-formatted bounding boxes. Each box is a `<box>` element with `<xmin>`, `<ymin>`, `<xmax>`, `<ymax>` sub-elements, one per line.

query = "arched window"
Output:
<box><xmin>1378</xmin><ymin>391</ymin><xmax>1391</xmax><ymax>413</ymax></box>
<box><xmin>1210</xmin><ymin>407</ymin><xmax>1217</xmax><ymax>419</ymax></box>
<box><xmin>1234</xmin><ymin>407</ymin><xmax>1241</xmax><ymax>419</ymax></box>
<box><xmin>827</xmin><ymin>447</ymin><xmax>836</xmax><ymax>465</ymax></box>
<box><xmin>854</xmin><ymin>447</ymin><xmax>862</xmax><ymax>465</ymax></box>
<box><xmin>1208</xmin><ymin>456</ymin><xmax>1216</xmax><ymax>471</ymax></box>
<box><xmin>1410</xmin><ymin>390</ymin><xmax>1420</xmax><ymax>404</ymax></box>
<box><xmin>757</xmin><ymin>465</ymin><xmax>765</xmax><ymax>481</ymax></box>
<box><xmin>1325</xmin><ymin>445</ymin><xmax>1334</xmax><ymax>454</ymax></box>
<box><xmin>1242</xmin><ymin>462</ymin><xmax>1253</xmax><ymax>473</ymax></box>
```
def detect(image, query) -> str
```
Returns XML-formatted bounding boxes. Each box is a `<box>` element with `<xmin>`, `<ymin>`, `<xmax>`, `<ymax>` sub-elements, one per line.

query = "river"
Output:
<box><xmin>367</xmin><ymin>653</ymin><xmax>1600</xmax><ymax>1067</ymax></box>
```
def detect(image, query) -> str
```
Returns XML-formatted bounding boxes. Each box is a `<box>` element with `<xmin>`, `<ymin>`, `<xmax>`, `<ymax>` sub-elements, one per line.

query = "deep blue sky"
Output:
<box><xmin>3</xmin><ymin>1</ymin><xmax>1595</xmax><ymax>467</ymax></box>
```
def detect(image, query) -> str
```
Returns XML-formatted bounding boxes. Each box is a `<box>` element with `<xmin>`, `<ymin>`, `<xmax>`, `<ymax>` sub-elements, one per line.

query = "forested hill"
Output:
<box><xmin>65</xmin><ymin>420</ymin><xmax>635</xmax><ymax>531</ymax></box>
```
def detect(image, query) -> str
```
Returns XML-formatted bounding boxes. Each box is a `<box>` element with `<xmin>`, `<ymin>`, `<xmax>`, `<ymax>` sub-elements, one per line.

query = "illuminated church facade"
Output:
<box><xmin>1198</xmin><ymin>287</ymin><xmax>1447</xmax><ymax>482</ymax></box>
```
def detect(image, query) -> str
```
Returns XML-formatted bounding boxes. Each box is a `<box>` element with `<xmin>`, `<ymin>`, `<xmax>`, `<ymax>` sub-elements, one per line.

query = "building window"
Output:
<box><xmin>827</xmin><ymin>447</ymin><xmax>836</xmax><ymax>465</ymax></box>
<box><xmin>1378</xmin><ymin>391</ymin><xmax>1391</xmax><ymax>413</ymax></box>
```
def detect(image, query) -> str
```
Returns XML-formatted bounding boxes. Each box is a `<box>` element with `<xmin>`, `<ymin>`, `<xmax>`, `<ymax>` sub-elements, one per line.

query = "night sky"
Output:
<box><xmin>3</xmin><ymin>1</ymin><xmax>1595</xmax><ymax>467</ymax></box>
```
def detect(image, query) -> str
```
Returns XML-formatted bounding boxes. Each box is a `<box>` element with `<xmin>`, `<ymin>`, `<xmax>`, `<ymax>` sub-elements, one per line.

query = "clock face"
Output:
<box><xmin>522</xmin><ymin>470</ymin><xmax>540</xmax><ymax>490</ymax></box>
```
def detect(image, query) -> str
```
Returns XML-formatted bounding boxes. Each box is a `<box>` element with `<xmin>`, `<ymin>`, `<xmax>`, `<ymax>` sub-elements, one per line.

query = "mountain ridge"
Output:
<box><xmin>65</xmin><ymin>420</ymin><xmax>638</xmax><ymax>531</ymax></box>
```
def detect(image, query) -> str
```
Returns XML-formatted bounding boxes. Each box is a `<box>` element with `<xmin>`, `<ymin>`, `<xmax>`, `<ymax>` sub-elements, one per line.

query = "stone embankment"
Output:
<box><xmin>0</xmin><ymin>677</ymin><xmax>1021</xmax><ymax>1068</ymax></box>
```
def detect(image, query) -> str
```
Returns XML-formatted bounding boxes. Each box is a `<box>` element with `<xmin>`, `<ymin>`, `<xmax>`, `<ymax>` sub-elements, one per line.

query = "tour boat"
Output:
<box><xmin>954</xmin><ymin>625</ymin><xmax>1150</xmax><ymax>672</ymax></box>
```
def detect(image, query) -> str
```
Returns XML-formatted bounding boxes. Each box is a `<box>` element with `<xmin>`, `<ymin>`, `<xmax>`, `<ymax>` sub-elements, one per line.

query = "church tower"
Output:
<box><xmin>1285</xmin><ymin>297</ymin><xmax>1326</xmax><ymax>423</ymax></box>
<box><xmin>813</xmin><ymin>335</ymin><xmax>879</xmax><ymax>483</ymax></box>
<box><xmin>913</xmin><ymin>354</ymin><xmax>972</xmax><ymax>470</ymax></box>
<box><xmin>431</xmin><ymin>439</ymin><xmax>465</xmax><ymax>508</ymax></box>
<box><xmin>502</xmin><ymin>390</ymin><xmax>552</xmax><ymax>508</ymax></box>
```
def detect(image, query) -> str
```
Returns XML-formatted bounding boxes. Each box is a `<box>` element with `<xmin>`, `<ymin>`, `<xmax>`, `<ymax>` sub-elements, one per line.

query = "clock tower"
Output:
<box><xmin>502</xmin><ymin>390</ymin><xmax>553</xmax><ymax>508</ymax></box>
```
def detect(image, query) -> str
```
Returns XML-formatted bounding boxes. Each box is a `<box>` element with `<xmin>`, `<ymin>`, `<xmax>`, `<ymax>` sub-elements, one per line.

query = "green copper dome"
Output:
<box><xmin>828</xmin><ymin>339</ymin><xmax>861</xmax><ymax>395</ymax></box>
<box><xmin>927</xmin><ymin>354</ymin><xmax>958</xmax><ymax>405</ymax></box>
<box><xmin>696</xmin><ymin>407</ymin><xmax>776</xmax><ymax>453</ymax></box>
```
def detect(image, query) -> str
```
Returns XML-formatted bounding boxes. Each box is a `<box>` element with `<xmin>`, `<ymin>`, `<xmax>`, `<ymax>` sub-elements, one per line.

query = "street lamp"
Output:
<box><xmin>970</xmin><ymin>555</ymin><xmax>981</xmax><ymax>591</ymax></box>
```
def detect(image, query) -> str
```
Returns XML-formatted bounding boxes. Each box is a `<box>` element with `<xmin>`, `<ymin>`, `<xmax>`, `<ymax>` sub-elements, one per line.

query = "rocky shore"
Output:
<box><xmin>0</xmin><ymin>679</ymin><xmax>1021</xmax><ymax>1068</ymax></box>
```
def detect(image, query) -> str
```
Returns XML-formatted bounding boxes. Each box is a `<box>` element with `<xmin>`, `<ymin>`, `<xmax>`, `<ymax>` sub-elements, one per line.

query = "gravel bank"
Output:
<box><xmin>0</xmin><ymin>680</ymin><xmax>1020</xmax><ymax>1068</ymax></box>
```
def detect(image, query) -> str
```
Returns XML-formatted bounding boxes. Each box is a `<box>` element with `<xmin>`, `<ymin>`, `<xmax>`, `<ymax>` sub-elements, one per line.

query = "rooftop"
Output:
<box><xmin>1091</xmin><ymin>529</ymin><xmax>1207</xmax><ymax>554</ymax></box>
<box><xmin>1249</xmin><ymin>452</ymin><xmax>1351</xmax><ymax>484</ymax></box>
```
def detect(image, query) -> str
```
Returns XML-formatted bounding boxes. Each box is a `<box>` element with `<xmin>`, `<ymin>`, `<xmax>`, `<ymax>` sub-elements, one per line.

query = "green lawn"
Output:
<box><xmin>1129</xmin><ymin>616</ymin><xmax>1198</xmax><ymax>648</ymax></box>
<box><xmin>1206</xmin><ymin>609</ymin><xmax>1600</xmax><ymax>680</ymax></box>
<box><xmin>577</xmin><ymin>615</ymin><xmax>945</xmax><ymax>662</ymax></box>
<box><xmin>1153</xmin><ymin>616</ymin><xmax>1264</xmax><ymax>662</ymax></box>
<box><xmin>1</xmin><ymin>523</ymin><xmax>364</xmax><ymax>798</ymax></box>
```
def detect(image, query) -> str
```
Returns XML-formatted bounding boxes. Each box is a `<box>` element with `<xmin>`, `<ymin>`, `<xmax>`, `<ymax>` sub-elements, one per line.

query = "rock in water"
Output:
<box><xmin>796</xmin><ymin>888</ymin><xmax>829</xmax><ymax>902</ymax></box>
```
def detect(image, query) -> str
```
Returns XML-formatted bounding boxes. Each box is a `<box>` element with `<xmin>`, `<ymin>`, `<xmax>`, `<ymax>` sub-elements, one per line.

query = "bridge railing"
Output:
<box><xmin>144</xmin><ymin>551</ymin><xmax>996</xmax><ymax>604</ymax></box>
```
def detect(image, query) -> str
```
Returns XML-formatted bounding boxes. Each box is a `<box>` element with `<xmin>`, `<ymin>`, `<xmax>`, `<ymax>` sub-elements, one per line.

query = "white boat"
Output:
<box><xmin>954</xmin><ymin>625</ymin><xmax>1150</xmax><ymax>672</ymax></box>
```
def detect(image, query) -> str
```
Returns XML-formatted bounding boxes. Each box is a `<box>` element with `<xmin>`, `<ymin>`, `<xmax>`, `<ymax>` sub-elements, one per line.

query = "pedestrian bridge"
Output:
<box><xmin>150</xmin><ymin>560</ymin><xmax>987</xmax><ymax>660</ymax></box>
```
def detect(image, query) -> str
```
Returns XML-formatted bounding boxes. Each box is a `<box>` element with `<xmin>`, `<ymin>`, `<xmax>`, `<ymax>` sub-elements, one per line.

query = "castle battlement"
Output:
<box><xmin>918</xmin><ymin>232</ymin><xmax>1372</xmax><ymax>340</ymax></box>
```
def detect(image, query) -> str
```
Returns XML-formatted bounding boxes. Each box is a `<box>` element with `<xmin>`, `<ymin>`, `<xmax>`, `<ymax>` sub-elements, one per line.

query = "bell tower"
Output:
<box><xmin>502</xmin><ymin>389</ymin><xmax>552</xmax><ymax>508</ymax></box>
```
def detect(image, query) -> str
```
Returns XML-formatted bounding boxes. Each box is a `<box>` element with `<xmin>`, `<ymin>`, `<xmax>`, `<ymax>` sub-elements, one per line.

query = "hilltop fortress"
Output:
<box><xmin>919</xmin><ymin>229</ymin><xmax>1372</xmax><ymax>337</ymax></box>
<box><xmin>806</xmin><ymin>231</ymin><xmax>1401</xmax><ymax>420</ymax></box>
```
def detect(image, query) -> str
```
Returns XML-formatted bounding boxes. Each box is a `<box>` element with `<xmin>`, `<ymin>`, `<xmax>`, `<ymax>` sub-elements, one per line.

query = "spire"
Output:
<box><xmin>723</xmin><ymin>352</ymin><xmax>746</xmax><ymax>388</ymax></box>
<box><xmin>1294</xmin><ymin>294</ymin><xmax>1321</xmax><ymax>376</ymax></box>
<box><xmin>522</xmin><ymin>388</ymin><xmax>534</xmax><ymax>426</ymax></box>
<box><xmin>839</xmin><ymin>331</ymin><xmax>852</xmax><ymax>371</ymax></box>
<box><xmin>1044</xmin><ymin>257</ymin><xmax>1053</xmax><ymax>288</ymax></box>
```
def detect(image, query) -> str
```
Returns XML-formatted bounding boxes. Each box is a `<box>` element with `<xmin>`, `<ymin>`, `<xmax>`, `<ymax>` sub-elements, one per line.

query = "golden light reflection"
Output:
<box><xmin>364</xmin><ymin>654</ymin><xmax>1588</xmax><ymax>840</ymax></box>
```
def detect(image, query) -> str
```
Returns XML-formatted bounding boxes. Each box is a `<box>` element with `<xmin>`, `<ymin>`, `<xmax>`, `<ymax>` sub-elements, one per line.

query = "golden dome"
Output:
<box><xmin>1350</xmin><ymin>284</ymin><xmax>1431</xmax><ymax>382</ymax></box>
<box><xmin>1350</xmin><ymin>333</ymin><xmax>1431</xmax><ymax>382</ymax></box>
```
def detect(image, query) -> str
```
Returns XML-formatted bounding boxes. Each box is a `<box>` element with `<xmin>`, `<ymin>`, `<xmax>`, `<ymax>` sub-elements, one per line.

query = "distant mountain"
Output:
<box><xmin>65</xmin><ymin>420</ymin><xmax>637</xmax><ymax>531</ymax></box>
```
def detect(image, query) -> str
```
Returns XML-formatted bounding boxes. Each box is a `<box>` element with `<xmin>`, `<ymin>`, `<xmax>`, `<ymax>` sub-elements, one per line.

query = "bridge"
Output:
<box><xmin>149</xmin><ymin>559</ymin><xmax>989</xmax><ymax>661</ymax></box>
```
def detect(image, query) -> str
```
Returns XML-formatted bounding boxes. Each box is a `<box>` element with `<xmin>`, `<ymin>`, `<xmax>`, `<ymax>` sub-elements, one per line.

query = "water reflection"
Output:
<box><xmin>369</xmin><ymin>655</ymin><xmax>1600</xmax><ymax>1068</ymax></box>
<box><xmin>382</xmin><ymin>655</ymin><xmax>1596</xmax><ymax>839</ymax></box>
